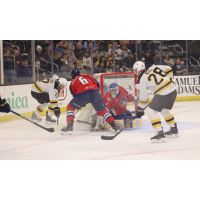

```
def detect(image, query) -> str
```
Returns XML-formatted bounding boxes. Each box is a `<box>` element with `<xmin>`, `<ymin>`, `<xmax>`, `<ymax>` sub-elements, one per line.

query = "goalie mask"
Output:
<box><xmin>133</xmin><ymin>61</ymin><xmax>145</xmax><ymax>76</ymax></box>
<box><xmin>109</xmin><ymin>83</ymin><xmax>119</xmax><ymax>98</ymax></box>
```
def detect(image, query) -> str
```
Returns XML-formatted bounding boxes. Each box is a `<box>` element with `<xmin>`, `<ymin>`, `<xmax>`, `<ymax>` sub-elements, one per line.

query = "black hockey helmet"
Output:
<box><xmin>71</xmin><ymin>68</ymin><xmax>80</xmax><ymax>79</ymax></box>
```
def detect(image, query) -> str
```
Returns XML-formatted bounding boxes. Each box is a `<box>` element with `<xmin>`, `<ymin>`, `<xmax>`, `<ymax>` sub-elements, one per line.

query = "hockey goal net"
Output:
<box><xmin>75</xmin><ymin>72</ymin><xmax>141</xmax><ymax>129</ymax></box>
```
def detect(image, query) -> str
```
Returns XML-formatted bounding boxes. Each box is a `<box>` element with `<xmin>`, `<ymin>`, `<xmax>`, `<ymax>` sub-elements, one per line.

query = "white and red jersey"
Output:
<box><xmin>103</xmin><ymin>86</ymin><xmax>134</xmax><ymax>116</ymax></box>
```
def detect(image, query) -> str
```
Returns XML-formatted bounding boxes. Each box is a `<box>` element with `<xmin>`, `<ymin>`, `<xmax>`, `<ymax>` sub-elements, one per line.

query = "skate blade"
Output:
<box><xmin>151</xmin><ymin>138</ymin><xmax>167</xmax><ymax>143</ymax></box>
<box><xmin>45</xmin><ymin>121</ymin><xmax>56</xmax><ymax>125</ymax></box>
<box><xmin>31</xmin><ymin>119</ymin><xmax>42</xmax><ymax>123</ymax></box>
<box><xmin>165</xmin><ymin>134</ymin><xmax>180</xmax><ymax>138</ymax></box>
<box><xmin>60</xmin><ymin>131</ymin><xmax>72</xmax><ymax>135</ymax></box>
<box><xmin>90</xmin><ymin>129</ymin><xmax>98</xmax><ymax>132</ymax></box>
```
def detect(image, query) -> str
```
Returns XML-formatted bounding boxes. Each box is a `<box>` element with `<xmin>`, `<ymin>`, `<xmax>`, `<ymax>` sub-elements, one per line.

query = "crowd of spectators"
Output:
<box><xmin>2</xmin><ymin>40</ymin><xmax>199</xmax><ymax>84</ymax></box>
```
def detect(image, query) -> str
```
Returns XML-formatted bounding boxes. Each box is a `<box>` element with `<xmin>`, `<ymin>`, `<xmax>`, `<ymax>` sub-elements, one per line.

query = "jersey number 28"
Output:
<box><xmin>148</xmin><ymin>67</ymin><xmax>166</xmax><ymax>85</ymax></box>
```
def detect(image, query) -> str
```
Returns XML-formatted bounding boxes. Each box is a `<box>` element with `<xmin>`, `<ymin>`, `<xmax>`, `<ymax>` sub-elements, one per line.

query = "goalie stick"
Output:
<box><xmin>101</xmin><ymin>116</ymin><xmax>137</xmax><ymax>140</ymax></box>
<box><xmin>101</xmin><ymin>104</ymin><xmax>149</xmax><ymax>140</ymax></box>
<box><xmin>11</xmin><ymin>110</ymin><xmax>64</xmax><ymax>132</ymax></box>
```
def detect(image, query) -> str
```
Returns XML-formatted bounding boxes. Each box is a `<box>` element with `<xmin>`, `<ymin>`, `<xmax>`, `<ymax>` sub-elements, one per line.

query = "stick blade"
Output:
<box><xmin>101</xmin><ymin>127</ymin><xmax>124</xmax><ymax>140</ymax></box>
<box><xmin>101</xmin><ymin>135</ymin><xmax>115</xmax><ymax>140</ymax></box>
<box><xmin>46</xmin><ymin>128</ymin><xmax>55</xmax><ymax>132</ymax></box>
<box><xmin>53</xmin><ymin>122</ymin><xmax>65</xmax><ymax>132</ymax></box>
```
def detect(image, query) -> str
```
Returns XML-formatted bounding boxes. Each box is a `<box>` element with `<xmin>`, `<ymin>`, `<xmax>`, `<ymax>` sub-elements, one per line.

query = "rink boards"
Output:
<box><xmin>0</xmin><ymin>75</ymin><xmax>200</xmax><ymax>122</ymax></box>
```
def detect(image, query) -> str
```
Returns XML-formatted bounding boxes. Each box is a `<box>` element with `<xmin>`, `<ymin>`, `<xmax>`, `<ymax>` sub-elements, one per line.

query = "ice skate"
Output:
<box><xmin>165</xmin><ymin>123</ymin><xmax>179</xmax><ymax>138</ymax></box>
<box><xmin>31</xmin><ymin>112</ymin><xmax>42</xmax><ymax>122</ymax></box>
<box><xmin>109</xmin><ymin>121</ymin><xmax>124</xmax><ymax>134</ymax></box>
<box><xmin>61</xmin><ymin>120</ymin><xmax>74</xmax><ymax>135</ymax></box>
<box><xmin>45</xmin><ymin>111</ymin><xmax>56</xmax><ymax>125</ymax></box>
<box><xmin>151</xmin><ymin>130</ymin><xmax>166</xmax><ymax>143</ymax></box>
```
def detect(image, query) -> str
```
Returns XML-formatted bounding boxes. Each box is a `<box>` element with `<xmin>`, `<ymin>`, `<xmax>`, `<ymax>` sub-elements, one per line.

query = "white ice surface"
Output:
<box><xmin>0</xmin><ymin>101</ymin><xmax>200</xmax><ymax>160</ymax></box>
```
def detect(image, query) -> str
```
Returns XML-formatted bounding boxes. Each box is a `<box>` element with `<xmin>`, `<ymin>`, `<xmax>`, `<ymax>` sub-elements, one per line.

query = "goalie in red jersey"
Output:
<box><xmin>61</xmin><ymin>69</ymin><xmax>124</xmax><ymax>135</ymax></box>
<box><xmin>104</xmin><ymin>83</ymin><xmax>136</xmax><ymax>117</ymax></box>
<box><xmin>90</xmin><ymin>83</ymin><xmax>138</xmax><ymax>131</ymax></box>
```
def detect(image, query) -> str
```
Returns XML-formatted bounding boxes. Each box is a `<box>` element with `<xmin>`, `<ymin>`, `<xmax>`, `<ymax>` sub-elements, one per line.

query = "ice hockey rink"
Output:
<box><xmin>0</xmin><ymin>101</ymin><xmax>200</xmax><ymax>160</ymax></box>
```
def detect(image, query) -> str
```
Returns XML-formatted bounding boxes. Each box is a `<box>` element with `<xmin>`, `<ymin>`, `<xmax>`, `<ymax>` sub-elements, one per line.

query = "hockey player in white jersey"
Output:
<box><xmin>133</xmin><ymin>61</ymin><xmax>179</xmax><ymax>143</ymax></box>
<box><xmin>31</xmin><ymin>75</ymin><xmax>67</xmax><ymax>124</ymax></box>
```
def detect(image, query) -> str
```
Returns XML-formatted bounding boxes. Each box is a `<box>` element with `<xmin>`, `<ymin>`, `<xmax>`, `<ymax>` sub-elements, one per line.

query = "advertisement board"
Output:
<box><xmin>147</xmin><ymin>75</ymin><xmax>200</xmax><ymax>101</ymax></box>
<box><xmin>0</xmin><ymin>82</ymin><xmax>73</xmax><ymax>122</ymax></box>
<box><xmin>1</xmin><ymin>75</ymin><xmax>200</xmax><ymax>122</ymax></box>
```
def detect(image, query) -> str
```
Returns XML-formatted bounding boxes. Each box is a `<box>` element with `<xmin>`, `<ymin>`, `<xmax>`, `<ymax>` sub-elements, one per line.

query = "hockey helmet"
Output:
<box><xmin>109</xmin><ymin>83</ymin><xmax>119</xmax><ymax>98</ymax></box>
<box><xmin>71</xmin><ymin>68</ymin><xmax>80</xmax><ymax>79</ymax></box>
<box><xmin>58</xmin><ymin>77</ymin><xmax>67</xmax><ymax>89</ymax></box>
<box><xmin>133</xmin><ymin>61</ymin><xmax>145</xmax><ymax>76</ymax></box>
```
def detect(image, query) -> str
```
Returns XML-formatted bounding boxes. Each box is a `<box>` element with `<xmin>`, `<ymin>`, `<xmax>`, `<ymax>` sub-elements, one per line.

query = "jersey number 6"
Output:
<box><xmin>78</xmin><ymin>76</ymin><xmax>89</xmax><ymax>85</ymax></box>
<box><xmin>148</xmin><ymin>67</ymin><xmax>166</xmax><ymax>85</ymax></box>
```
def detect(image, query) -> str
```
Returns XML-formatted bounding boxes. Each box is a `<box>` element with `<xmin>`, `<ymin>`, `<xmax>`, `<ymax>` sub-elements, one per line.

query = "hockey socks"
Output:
<box><xmin>151</xmin><ymin>118</ymin><xmax>163</xmax><ymax>132</ymax></box>
<box><xmin>67</xmin><ymin>104</ymin><xmax>75</xmax><ymax>123</ymax></box>
<box><xmin>146</xmin><ymin>107</ymin><xmax>163</xmax><ymax>132</ymax></box>
<box><xmin>160</xmin><ymin>108</ymin><xmax>176</xmax><ymax>128</ymax></box>
<box><xmin>48</xmin><ymin>105</ymin><xmax>55</xmax><ymax>117</ymax></box>
<box><xmin>97</xmin><ymin>109</ymin><xmax>115</xmax><ymax>124</ymax></box>
<box><xmin>34</xmin><ymin>103</ymin><xmax>48</xmax><ymax>117</ymax></box>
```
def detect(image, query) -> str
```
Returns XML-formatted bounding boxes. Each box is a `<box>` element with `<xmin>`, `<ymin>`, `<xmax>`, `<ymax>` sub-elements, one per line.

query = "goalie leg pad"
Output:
<box><xmin>91</xmin><ymin>114</ymin><xmax>97</xmax><ymax>131</ymax></box>
<box><xmin>95</xmin><ymin>115</ymin><xmax>104</xmax><ymax>130</ymax></box>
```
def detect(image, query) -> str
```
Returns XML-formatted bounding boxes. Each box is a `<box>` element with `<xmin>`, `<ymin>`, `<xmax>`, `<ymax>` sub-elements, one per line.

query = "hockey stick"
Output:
<box><xmin>101</xmin><ymin>116</ymin><xmax>137</xmax><ymax>140</ymax></box>
<box><xmin>74</xmin><ymin>108</ymin><xmax>80</xmax><ymax>116</ymax></box>
<box><xmin>101</xmin><ymin>104</ymin><xmax>150</xmax><ymax>140</ymax></box>
<box><xmin>11</xmin><ymin>110</ymin><xmax>64</xmax><ymax>132</ymax></box>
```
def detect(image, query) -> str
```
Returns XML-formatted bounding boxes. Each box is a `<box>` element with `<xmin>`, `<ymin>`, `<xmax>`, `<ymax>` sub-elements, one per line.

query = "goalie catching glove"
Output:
<box><xmin>136</xmin><ymin>106</ymin><xmax>144</xmax><ymax>118</ymax></box>
<box><xmin>54</xmin><ymin>107</ymin><xmax>61</xmax><ymax>118</ymax></box>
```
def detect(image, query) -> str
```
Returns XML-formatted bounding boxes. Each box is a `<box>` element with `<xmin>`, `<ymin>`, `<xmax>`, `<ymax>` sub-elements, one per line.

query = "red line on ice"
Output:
<box><xmin>90</xmin><ymin>147</ymin><xmax>200</xmax><ymax>160</ymax></box>
<box><xmin>0</xmin><ymin>131</ymin><xmax>91</xmax><ymax>154</ymax></box>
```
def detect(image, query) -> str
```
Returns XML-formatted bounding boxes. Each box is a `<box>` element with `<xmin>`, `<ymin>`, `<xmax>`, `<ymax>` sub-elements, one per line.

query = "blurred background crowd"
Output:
<box><xmin>1</xmin><ymin>40</ymin><xmax>200</xmax><ymax>85</ymax></box>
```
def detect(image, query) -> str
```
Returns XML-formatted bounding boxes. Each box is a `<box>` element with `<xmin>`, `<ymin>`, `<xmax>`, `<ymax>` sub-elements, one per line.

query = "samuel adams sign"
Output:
<box><xmin>172</xmin><ymin>75</ymin><xmax>200</xmax><ymax>96</ymax></box>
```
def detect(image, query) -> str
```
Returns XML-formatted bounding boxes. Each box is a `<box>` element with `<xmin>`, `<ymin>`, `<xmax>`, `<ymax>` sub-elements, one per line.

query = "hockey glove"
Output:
<box><xmin>0</xmin><ymin>98</ymin><xmax>11</xmax><ymax>113</ymax></box>
<box><xmin>136</xmin><ymin>106</ymin><xmax>144</xmax><ymax>118</ymax></box>
<box><xmin>54</xmin><ymin>107</ymin><xmax>61</xmax><ymax>118</ymax></box>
